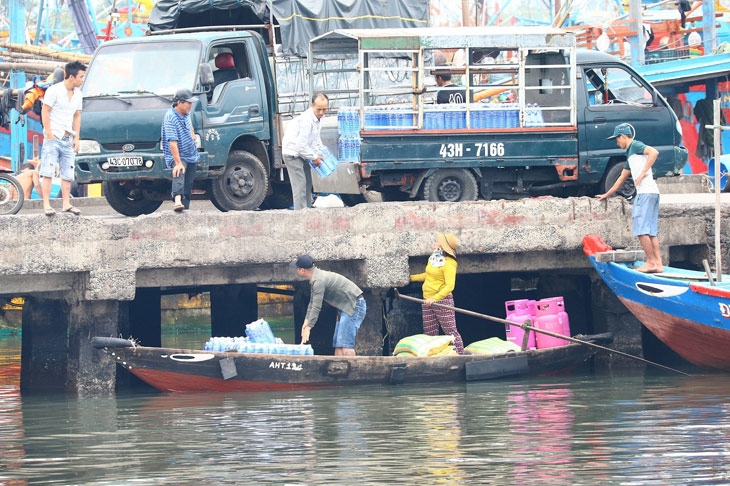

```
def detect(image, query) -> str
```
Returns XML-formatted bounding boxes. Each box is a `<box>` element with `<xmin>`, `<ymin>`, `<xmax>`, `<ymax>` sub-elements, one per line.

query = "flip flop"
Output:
<box><xmin>173</xmin><ymin>203</ymin><xmax>185</xmax><ymax>212</ymax></box>
<box><xmin>44</xmin><ymin>207</ymin><xmax>56</xmax><ymax>216</ymax></box>
<box><xmin>63</xmin><ymin>206</ymin><xmax>82</xmax><ymax>216</ymax></box>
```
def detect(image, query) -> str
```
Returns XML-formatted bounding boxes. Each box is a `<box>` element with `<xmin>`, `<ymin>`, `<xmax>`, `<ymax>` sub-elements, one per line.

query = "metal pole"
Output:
<box><xmin>628</xmin><ymin>0</ymin><xmax>645</xmax><ymax>65</ymax></box>
<box><xmin>9</xmin><ymin>0</ymin><xmax>28</xmax><ymax>173</ymax></box>
<box><xmin>702</xmin><ymin>0</ymin><xmax>717</xmax><ymax>55</ymax></box>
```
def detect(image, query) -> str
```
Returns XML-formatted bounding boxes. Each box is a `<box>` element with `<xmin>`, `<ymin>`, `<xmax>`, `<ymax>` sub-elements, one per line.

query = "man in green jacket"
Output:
<box><xmin>292</xmin><ymin>254</ymin><xmax>366</xmax><ymax>356</ymax></box>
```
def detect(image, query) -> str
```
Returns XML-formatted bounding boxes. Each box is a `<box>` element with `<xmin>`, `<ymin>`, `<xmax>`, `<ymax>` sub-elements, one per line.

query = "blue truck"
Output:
<box><xmin>75</xmin><ymin>26</ymin><xmax>687</xmax><ymax>215</ymax></box>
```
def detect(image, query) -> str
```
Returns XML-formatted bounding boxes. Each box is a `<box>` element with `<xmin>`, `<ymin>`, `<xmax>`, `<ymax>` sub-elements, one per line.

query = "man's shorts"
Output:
<box><xmin>632</xmin><ymin>193</ymin><xmax>659</xmax><ymax>237</ymax></box>
<box><xmin>333</xmin><ymin>297</ymin><xmax>366</xmax><ymax>349</ymax></box>
<box><xmin>39</xmin><ymin>137</ymin><xmax>75</xmax><ymax>181</ymax></box>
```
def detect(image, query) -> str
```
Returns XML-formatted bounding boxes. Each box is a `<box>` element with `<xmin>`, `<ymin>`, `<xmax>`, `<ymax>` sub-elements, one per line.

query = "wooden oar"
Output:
<box><xmin>394</xmin><ymin>290</ymin><xmax>689</xmax><ymax>376</ymax></box>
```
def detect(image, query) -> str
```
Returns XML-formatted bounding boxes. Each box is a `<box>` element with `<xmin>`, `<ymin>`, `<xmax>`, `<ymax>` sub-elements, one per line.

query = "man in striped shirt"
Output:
<box><xmin>161</xmin><ymin>88</ymin><xmax>200</xmax><ymax>211</ymax></box>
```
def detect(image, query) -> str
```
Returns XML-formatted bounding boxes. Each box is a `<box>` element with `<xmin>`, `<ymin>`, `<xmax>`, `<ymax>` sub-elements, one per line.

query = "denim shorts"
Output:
<box><xmin>632</xmin><ymin>193</ymin><xmax>659</xmax><ymax>237</ymax></box>
<box><xmin>39</xmin><ymin>137</ymin><xmax>75</xmax><ymax>181</ymax></box>
<box><xmin>333</xmin><ymin>297</ymin><xmax>366</xmax><ymax>348</ymax></box>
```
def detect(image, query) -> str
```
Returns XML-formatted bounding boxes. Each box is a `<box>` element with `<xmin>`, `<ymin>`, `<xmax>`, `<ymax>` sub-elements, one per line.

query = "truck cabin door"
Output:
<box><xmin>579</xmin><ymin>64</ymin><xmax>676</xmax><ymax>169</ymax></box>
<box><xmin>203</xmin><ymin>42</ymin><xmax>266</xmax><ymax>163</ymax></box>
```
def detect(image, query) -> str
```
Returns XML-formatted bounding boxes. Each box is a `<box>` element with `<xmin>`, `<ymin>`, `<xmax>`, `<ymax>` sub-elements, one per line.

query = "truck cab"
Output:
<box><xmin>76</xmin><ymin>30</ymin><xmax>282</xmax><ymax>216</ymax></box>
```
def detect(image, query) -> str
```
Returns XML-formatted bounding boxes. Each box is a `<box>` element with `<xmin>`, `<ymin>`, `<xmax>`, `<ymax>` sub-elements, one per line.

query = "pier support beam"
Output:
<box><xmin>67</xmin><ymin>300</ymin><xmax>121</xmax><ymax>395</ymax></box>
<box><xmin>590</xmin><ymin>275</ymin><xmax>644</xmax><ymax>368</ymax></box>
<box><xmin>211</xmin><ymin>284</ymin><xmax>258</xmax><ymax>337</ymax></box>
<box><xmin>356</xmin><ymin>289</ymin><xmax>388</xmax><ymax>356</ymax></box>
<box><xmin>21</xmin><ymin>297</ymin><xmax>67</xmax><ymax>393</ymax></box>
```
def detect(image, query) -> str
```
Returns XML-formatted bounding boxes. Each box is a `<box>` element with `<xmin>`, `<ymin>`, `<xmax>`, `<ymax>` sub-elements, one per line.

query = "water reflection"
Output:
<box><xmin>3</xmin><ymin>333</ymin><xmax>730</xmax><ymax>483</ymax></box>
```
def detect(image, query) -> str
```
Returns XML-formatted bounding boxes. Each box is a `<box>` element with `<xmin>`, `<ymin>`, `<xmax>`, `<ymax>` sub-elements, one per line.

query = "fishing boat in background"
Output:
<box><xmin>583</xmin><ymin>234</ymin><xmax>730</xmax><ymax>371</ymax></box>
<box><xmin>91</xmin><ymin>334</ymin><xmax>612</xmax><ymax>393</ymax></box>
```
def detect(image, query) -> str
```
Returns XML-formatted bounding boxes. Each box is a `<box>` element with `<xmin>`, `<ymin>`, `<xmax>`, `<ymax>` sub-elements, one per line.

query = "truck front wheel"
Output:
<box><xmin>601</xmin><ymin>162</ymin><xmax>636</xmax><ymax>200</ymax></box>
<box><xmin>209</xmin><ymin>150</ymin><xmax>269</xmax><ymax>212</ymax></box>
<box><xmin>103</xmin><ymin>181</ymin><xmax>164</xmax><ymax>216</ymax></box>
<box><xmin>422</xmin><ymin>169</ymin><xmax>478</xmax><ymax>202</ymax></box>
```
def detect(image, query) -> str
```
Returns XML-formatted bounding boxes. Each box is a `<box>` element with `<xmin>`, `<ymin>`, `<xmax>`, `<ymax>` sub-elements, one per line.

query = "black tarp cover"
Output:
<box><xmin>147</xmin><ymin>0</ymin><xmax>429</xmax><ymax>57</ymax></box>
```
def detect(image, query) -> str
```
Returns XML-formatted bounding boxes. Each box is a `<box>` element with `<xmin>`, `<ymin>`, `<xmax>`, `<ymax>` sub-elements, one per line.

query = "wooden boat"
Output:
<box><xmin>584</xmin><ymin>234</ymin><xmax>730</xmax><ymax>371</ymax></box>
<box><xmin>92</xmin><ymin>334</ymin><xmax>611</xmax><ymax>393</ymax></box>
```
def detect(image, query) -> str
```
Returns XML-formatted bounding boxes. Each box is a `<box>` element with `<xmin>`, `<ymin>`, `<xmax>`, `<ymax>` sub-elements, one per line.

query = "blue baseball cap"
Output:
<box><xmin>290</xmin><ymin>254</ymin><xmax>314</xmax><ymax>269</ymax></box>
<box><xmin>607</xmin><ymin>123</ymin><xmax>635</xmax><ymax>139</ymax></box>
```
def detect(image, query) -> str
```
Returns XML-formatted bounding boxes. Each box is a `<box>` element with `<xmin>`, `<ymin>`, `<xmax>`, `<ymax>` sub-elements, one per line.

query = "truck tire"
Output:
<box><xmin>103</xmin><ymin>181</ymin><xmax>164</xmax><ymax>216</ymax></box>
<box><xmin>209</xmin><ymin>150</ymin><xmax>268</xmax><ymax>212</ymax></box>
<box><xmin>601</xmin><ymin>162</ymin><xmax>636</xmax><ymax>200</ymax></box>
<box><xmin>423</xmin><ymin>169</ymin><xmax>478</xmax><ymax>202</ymax></box>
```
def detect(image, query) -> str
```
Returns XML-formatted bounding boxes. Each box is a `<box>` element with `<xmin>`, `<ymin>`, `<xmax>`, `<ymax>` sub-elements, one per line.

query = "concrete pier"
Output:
<box><xmin>2</xmin><ymin>180</ymin><xmax>728</xmax><ymax>394</ymax></box>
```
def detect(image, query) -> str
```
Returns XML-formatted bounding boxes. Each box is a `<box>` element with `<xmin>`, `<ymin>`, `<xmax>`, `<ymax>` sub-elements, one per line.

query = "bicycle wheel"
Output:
<box><xmin>0</xmin><ymin>173</ymin><xmax>24</xmax><ymax>215</ymax></box>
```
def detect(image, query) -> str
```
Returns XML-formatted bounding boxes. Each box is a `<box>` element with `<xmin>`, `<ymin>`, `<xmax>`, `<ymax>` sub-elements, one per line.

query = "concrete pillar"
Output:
<box><xmin>589</xmin><ymin>275</ymin><xmax>644</xmax><ymax>368</ymax></box>
<box><xmin>67</xmin><ymin>300</ymin><xmax>121</xmax><ymax>395</ymax></box>
<box><xmin>129</xmin><ymin>287</ymin><xmax>161</xmax><ymax>347</ymax></box>
<box><xmin>21</xmin><ymin>297</ymin><xmax>68</xmax><ymax>393</ymax></box>
<box><xmin>382</xmin><ymin>289</ymin><xmax>422</xmax><ymax>355</ymax></box>
<box><xmin>355</xmin><ymin>289</ymin><xmax>386</xmax><ymax>356</ymax></box>
<box><xmin>210</xmin><ymin>284</ymin><xmax>258</xmax><ymax>337</ymax></box>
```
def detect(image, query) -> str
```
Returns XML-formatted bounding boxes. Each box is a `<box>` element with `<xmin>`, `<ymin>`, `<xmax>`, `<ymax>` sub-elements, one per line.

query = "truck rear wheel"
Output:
<box><xmin>422</xmin><ymin>169</ymin><xmax>478</xmax><ymax>202</ymax></box>
<box><xmin>209</xmin><ymin>150</ymin><xmax>268</xmax><ymax>212</ymax></box>
<box><xmin>103</xmin><ymin>181</ymin><xmax>164</xmax><ymax>216</ymax></box>
<box><xmin>601</xmin><ymin>162</ymin><xmax>636</xmax><ymax>200</ymax></box>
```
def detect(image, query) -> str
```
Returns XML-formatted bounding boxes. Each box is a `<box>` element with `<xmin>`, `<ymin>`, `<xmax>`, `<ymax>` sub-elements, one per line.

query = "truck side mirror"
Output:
<box><xmin>199</xmin><ymin>63</ymin><xmax>214</xmax><ymax>87</ymax></box>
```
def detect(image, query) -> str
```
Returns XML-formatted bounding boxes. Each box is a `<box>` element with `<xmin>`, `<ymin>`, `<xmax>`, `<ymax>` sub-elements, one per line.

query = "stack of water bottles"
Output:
<box><xmin>310</xmin><ymin>146</ymin><xmax>339</xmax><ymax>178</ymax></box>
<box><xmin>202</xmin><ymin>318</ymin><xmax>314</xmax><ymax>355</ymax></box>
<box><xmin>337</xmin><ymin>106</ymin><xmax>361</xmax><ymax>163</ymax></box>
<box><xmin>524</xmin><ymin>103</ymin><xmax>544</xmax><ymax>128</ymax></box>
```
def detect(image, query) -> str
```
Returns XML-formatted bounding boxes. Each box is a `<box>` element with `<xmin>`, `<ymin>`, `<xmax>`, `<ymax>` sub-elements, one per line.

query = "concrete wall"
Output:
<box><xmin>2</xmin><ymin>195</ymin><xmax>724</xmax><ymax>300</ymax></box>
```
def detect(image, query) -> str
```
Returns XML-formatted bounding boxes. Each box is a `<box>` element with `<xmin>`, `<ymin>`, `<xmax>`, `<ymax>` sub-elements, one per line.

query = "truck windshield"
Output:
<box><xmin>83</xmin><ymin>41</ymin><xmax>201</xmax><ymax>97</ymax></box>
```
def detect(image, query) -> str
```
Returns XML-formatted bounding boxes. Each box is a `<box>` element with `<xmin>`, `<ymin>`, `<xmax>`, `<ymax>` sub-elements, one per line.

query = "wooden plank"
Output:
<box><xmin>465</xmin><ymin>354</ymin><xmax>528</xmax><ymax>381</ymax></box>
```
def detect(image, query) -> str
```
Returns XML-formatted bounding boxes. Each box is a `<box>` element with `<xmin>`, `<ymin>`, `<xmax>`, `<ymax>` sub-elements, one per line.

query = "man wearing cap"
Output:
<box><xmin>410</xmin><ymin>232</ymin><xmax>464</xmax><ymax>354</ymax></box>
<box><xmin>161</xmin><ymin>88</ymin><xmax>200</xmax><ymax>212</ymax></box>
<box><xmin>292</xmin><ymin>254</ymin><xmax>366</xmax><ymax>356</ymax></box>
<box><xmin>598</xmin><ymin>123</ymin><xmax>663</xmax><ymax>273</ymax></box>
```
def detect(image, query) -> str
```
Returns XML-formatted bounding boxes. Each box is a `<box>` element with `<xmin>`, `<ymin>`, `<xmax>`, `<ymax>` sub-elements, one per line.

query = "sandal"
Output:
<box><xmin>63</xmin><ymin>206</ymin><xmax>82</xmax><ymax>216</ymax></box>
<box><xmin>173</xmin><ymin>203</ymin><xmax>185</xmax><ymax>212</ymax></box>
<box><xmin>44</xmin><ymin>207</ymin><xmax>56</xmax><ymax>216</ymax></box>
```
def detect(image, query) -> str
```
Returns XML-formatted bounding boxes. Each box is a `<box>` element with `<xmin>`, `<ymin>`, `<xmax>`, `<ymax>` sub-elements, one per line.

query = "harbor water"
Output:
<box><xmin>1</xmin><ymin>330</ymin><xmax>729</xmax><ymax>484</ymax></box>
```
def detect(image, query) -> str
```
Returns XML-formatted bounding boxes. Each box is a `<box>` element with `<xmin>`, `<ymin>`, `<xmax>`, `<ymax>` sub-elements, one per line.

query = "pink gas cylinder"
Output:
<box><xmin>504</xmin><ymin>299</ymin><xmax>536</xmax><ymax>349</ymax></box>
<box><xmin>534</xmin><ymin>297</ymin><xmax>570</xmax><ymax>349</ymax></box>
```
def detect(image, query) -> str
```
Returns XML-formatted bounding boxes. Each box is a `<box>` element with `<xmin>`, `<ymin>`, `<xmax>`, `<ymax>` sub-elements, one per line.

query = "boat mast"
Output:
<box><xmin>711</xmin><ymin>99</ymin><xmax>724</xmax><ymax>281</ymax></box>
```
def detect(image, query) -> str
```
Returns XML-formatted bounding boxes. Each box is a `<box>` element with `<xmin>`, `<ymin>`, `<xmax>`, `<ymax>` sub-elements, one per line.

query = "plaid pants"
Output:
<box><xmin>422</xmin><ymin>294</ymin><xmax>464</xmax><ymax>354</ymax></box>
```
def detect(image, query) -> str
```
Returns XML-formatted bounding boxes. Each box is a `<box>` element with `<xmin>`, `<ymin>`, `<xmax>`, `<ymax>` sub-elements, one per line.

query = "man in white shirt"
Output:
<box><xmin>39</xmin><ymin>60</ymin><xmax>86</xmax><ymax>216</ymax></box>
<box><xmin>281</xmin><ymin>93</ymin><xmax>328</xmax><ymax>209</ymax></box>
<box><xmin>597</xmin><ymin>123</ymin><xmax>662</xmax><ymax>273</ymax></box>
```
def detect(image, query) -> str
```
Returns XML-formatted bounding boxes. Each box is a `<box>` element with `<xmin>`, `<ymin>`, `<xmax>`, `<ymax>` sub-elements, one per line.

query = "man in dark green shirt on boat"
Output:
<box><xmin>292</xmin><ymin>254</ymin><xmax>366</xmax><ymax>356</ymax></box>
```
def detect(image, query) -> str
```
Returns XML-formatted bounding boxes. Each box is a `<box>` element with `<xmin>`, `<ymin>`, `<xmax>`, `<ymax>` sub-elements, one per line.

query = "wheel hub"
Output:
<box><xmin>229</xmin><ymin>168</ymin><xmax>253</xmax><ymax>197</ymax></box>
<box><xmin>438</xmin><ymin>178</ymin><xmax>462</xmax><ymax>201</ymax></box>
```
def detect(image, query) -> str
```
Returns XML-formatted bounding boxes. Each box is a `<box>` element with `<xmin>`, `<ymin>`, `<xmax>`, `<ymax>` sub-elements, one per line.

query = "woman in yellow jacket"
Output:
<box><xmin>410</xmin><ymin>232</ymin><xmax>464</xmax><ymax>354</ymax></box>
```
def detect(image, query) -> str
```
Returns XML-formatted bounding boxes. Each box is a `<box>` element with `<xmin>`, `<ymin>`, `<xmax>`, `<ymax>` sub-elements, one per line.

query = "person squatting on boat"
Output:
<box><xmin>410</xmin><ymin>232</ymin><xmax>465</xmax><ymax>354</ymax></box>
<box><xmin>597</xmin><ymin>123</ymin><xmax>663</xmax><ymax>274</ymax></box>
<box><xmin>292</xmin><ymin>254</ymin><xmax>367</xmax><ymax>356</ymax></box>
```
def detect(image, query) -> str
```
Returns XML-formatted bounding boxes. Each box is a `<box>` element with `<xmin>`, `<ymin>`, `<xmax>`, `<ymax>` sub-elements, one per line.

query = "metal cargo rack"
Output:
<box><xmin>308</xmin><ymin>26</ymin><xmax>578</xmax><ymax>132</ymax></box>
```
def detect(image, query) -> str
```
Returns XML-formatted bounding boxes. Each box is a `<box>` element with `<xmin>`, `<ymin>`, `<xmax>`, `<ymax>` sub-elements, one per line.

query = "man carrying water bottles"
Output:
<box><xmin>282</xmin><ymin>93</ymin><xmax>329</xmax><ymax>209</ymax></box>
<box><xmin>291</xmin><ymin>254</ymin><xmax>366</xmax><ymax>356</ymax></box>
